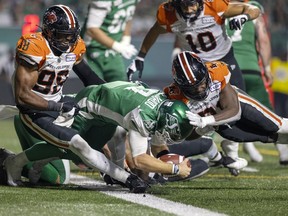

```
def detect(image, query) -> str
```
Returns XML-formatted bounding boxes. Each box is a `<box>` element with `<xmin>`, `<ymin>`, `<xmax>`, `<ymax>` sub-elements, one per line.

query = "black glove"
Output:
<box><xmin>127</xmin><ymin>56</ymin><xmax>144</xmax><ymax>81</ymax></box>
<box><xmin>61</xmin><ymin>101</ymin><xmax>80</xmax><ymax>118</ymax></box>
<box><xmin>229</xmin><ymin>14</ymin><xmax>249</xmax><ymax>30</ymax></box>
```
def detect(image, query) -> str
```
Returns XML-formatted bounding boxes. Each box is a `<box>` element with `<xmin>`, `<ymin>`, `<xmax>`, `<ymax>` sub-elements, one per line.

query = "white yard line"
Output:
<box><xmin>70</xmin><ymin>174</ymin><xmax>227</xmax><ymax>216</ymax></box>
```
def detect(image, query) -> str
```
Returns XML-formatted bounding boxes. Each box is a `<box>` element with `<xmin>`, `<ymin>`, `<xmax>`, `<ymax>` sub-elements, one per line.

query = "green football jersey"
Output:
<box><xmin>226</xmin><ymin>20</ymin><xmax>260</xmax><ymax>72</ymax></box>
<box><xmin>74</xmin><ymin>81</ymin><xmax>167</xmax><ymax>137</ymax></box>
<box><xmin>82</xmin><ymin>0</ymin><xmax>140</xmax><ymax>52</ymax></box>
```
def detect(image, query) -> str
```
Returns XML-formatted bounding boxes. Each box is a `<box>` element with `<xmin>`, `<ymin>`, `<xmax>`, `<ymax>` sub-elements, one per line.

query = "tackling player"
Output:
<box><xmin>2</xmin><ymin>4</ymin><xmax>150</xmax><ymax>192</ymax></box>
<box><xmin>165</xmin><ymin>51</ymin><xmax>288</xmax><ymax>149</ymax></box>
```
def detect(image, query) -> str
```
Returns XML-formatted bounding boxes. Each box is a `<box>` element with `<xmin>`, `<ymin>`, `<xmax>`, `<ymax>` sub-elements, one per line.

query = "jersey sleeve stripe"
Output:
<box><xmin>238</xmin><ymin>93</ymin><xmax>282</xmax><ymax>126</ymax></box>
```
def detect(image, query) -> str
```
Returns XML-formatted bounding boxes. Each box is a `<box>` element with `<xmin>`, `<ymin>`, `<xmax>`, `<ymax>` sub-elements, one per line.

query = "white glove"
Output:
<box><xmin>112</xmin><ymin>41</ymin><xmax>137</xmax><ymax>59</ymax></box>
<box><xmin>120</xmin><ymin>35</ymin><xmax>131</xmax><ymax>45</ymax></box>
<box><xmin>195</xmin><ymin>125</ymin><xmax>215</xmax><ymax>136</ymax></box>
<box><xmin>186</xmin><ymin>111</ymin><xmax>215</xmax><ymax>128</ymax></box>
<box><xmin>229</xmin><ymin>14</ymin><xmax>249</xmax><ymax>30</ymax></box>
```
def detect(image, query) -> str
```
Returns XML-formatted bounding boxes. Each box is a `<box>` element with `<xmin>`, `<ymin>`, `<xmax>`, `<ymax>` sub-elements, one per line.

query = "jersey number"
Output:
<box><xmin>33</xmin><ymin>70</ymin><xmax>69</xmax><ymax>94</ymax></box>
<box><xmin>186</xmin><ymin>32</ymin><xmax>216</xmax><ymax>53</ymax></box>
<box><xmin>108</xmin><ymin>6</ymin><xmax>136</xmax><ymax>34</ymax></box>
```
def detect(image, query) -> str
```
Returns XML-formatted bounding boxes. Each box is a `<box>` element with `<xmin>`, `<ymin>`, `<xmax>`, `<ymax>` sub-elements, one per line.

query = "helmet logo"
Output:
<box><xmin>45</xmin><ymin>11</ymin><xmax>57</xmax><ymax>24</ymax></box>
<box><xmin>165</xmin><ymin>113</ymin><xmax>181</xmax><ymax>136</ymax></box>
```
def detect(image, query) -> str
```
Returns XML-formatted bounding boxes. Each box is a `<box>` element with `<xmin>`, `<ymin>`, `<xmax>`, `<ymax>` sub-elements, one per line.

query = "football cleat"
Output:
<box><xmin>224</xmin><ymin>157</ymin><xmax>248</xmax><ymax>170</ymax></box>
<box><xmin>100</xmin><ymin>172</ymin><xmax>126</xmax><ymax>187</ymax></box>
<box><xmin>0</xmin><ymin>148</ymin><xmax>15</xmax><ymax>185</ymax></box>
<box><xmin>210</xmin><ymin>152</ymin><xmax>248</xmax><ymax>170</ymax></box>
<box><xmin>125</xmin><ymin>173</ymin><xmax>149</xmax><ymax>193</ymax></box>
<box><xmin>3</xmin><ymin>154</ymin><xmax>24</xmax><ymax>186</ymax></box>
<box><xmin>167</xmin><ymin>159</ymin><xmax>210</xmax><ymax>182</ymax></box>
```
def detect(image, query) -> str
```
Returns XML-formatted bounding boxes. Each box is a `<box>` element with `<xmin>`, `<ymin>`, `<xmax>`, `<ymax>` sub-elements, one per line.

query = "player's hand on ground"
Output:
<box><xmin>127</xmin><ymin>56</ymin><xmax>144</xmax><ymax>81</ymax></box>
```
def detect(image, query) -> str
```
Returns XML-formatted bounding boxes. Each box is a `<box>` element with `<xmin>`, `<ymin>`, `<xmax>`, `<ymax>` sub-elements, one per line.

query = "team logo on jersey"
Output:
<box><xmin>202</xmin><ymin>17</ymin><xmax>214</xmax><ymax>24</ymax></box>
<box><xmin>66</xmin><ymin>54</ymin><xmax>76</xmax><ymax>62</ymax></box>
<box><xmin>45</xmin><ymin>11</ymin><xmax>57</xmax><ymax>24</ymax></box>
<box><xmin>210</xmin><ymin>82</ymin><xmax>221</xmax><ymax>92</ymax></box>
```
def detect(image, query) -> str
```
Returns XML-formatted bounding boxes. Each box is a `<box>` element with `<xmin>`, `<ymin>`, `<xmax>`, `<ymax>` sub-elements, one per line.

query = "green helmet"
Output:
<box><xmin>156</xmin><ymin>100</ymin><xmax>193</xmax><ymax>143</ymax></box>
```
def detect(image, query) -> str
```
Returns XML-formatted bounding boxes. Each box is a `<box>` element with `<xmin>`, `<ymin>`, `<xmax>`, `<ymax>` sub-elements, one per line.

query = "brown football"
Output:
<box><xmin>159</xmin><ymin>153</ymin><xmax>185</xmax><ymax>164</ymax></box>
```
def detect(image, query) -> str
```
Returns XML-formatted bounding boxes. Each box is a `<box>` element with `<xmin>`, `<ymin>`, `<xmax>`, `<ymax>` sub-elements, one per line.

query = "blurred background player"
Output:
<box><xmin>225</xmin><ymin>0</ymin><xmax>288</xmax><ymax>164</ymax></box>
<box><xmin>81</xmin><ymin>0</ymin><xmax>140</xmax><ymax>82</ymax></box>
<box><xmin>127</xmin><ymin>0</ymin><xmax>260</xmax><ymax>91</ymax></box>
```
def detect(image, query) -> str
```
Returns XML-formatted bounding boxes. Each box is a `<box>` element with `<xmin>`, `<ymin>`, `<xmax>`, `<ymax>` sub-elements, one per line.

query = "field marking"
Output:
<box><xmin>70</xmin><ymin>174</ymin><xmax>227</xmax><ymax>216</ymax></box>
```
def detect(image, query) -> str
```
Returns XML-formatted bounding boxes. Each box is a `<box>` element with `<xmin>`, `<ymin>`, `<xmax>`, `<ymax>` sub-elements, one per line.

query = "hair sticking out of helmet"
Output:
<box><xmin>172</xmin><ymin>51</ymin><xmax>211</xmax><ymax>101</ymax></box>
<box><xmin>42</xmin><ymin>5</ymin><xmax>80</xmax><ymax>53</ymax></box>
<box><xmin>156</xmin><ymin>100</ymin><xmax>193</xmax><ymax>143</ymax></box>
<box><xmin>171</xmin><ymin>0</ymin><xmax>204</xmax><ymax>23</ymax></box>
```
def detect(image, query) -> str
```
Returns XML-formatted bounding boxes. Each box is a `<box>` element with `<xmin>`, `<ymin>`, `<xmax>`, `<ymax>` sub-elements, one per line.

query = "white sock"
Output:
<box><xmin>69</xmin><ymin>134</ymin><xmax>129</xmax><ymax>183</ymax></box>
<box><xmin>275</xmin><ymin>144</ymin><xmax>288</xmax><ymax>161</ymax></box>
<box><xmin>203</xmin><ymin>141</ymin><xmax>220</xmax><ymax>161</ymax></box>
<box><xmin>221</xmin><ymin>140</ymin><xmax>239</xmax><ymax>159</ymax></box>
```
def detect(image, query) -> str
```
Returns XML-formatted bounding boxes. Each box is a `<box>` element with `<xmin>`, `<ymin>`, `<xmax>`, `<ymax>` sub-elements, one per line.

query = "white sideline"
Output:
<box><xmin>70</xmin><ymin>174</ymin><xmax>227</xmax><ymax>216</ymax></box>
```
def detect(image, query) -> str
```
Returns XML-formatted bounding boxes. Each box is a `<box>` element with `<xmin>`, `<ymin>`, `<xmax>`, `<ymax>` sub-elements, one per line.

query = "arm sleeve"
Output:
<box><xmin>128</xmin><ymin>130</ymin><xmax>149</xmax><ymax>157</ymax></box>
<box><xmin>73</xmin><ymin>59</ymin><xmax>106</xmax><ymax>86</ymax></box>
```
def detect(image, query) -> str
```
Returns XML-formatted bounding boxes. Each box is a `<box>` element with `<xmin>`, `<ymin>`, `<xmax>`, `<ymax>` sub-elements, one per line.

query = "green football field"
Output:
<box><xmin>1</xmin><ymin>119</ymin><xmax>288</xmax><ymax>216</ymax></box>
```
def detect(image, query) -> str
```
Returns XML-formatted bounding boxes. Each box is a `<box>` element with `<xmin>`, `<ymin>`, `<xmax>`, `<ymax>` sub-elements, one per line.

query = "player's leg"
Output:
<box><xmin>14</xmin><ymin>115</ymin><xmax>69</xmax><ymax>184</ymax></box>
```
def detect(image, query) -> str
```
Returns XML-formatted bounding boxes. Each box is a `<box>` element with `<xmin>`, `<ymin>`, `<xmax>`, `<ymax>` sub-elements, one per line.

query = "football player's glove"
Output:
<box><xmin>186</xmin><ymin>111</ymin><xmax>215</xmax><ymax>128</ymax></box>
<box><xmin>61</xmin><ymin>101</ymin><xmax>80</xmax><ymax>118</ymax></box>
<box><xmin>229</xmin><ymin>14</ymin><xmax>249</xmax><ymax>30</ymax></box>
<box><xmin>127</xmin><ymin>56</ymin><xmax>144</xmax><ymax>81</ymax></box>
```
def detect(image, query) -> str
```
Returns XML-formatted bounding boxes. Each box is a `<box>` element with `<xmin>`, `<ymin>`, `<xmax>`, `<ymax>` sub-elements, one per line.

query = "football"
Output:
<box><xmin>159</xmin><ymin>153</ymin><xmax>185</xmax><ymax>165</ymax></box>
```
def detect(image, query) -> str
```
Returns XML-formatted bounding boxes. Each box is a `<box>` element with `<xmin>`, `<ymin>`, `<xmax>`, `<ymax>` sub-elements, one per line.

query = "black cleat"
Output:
<box><xmin>100</xmin><ymin>172</ymin><xmax>126</xmax><ymax>187</ymax></box>
<box><xmin>0</xmin><ymin>148</ymin><xmax>15</xmax><ymax>185</ymax></box>
<box><xmin>280</xmin><ymin>160</ymin><xmax>288</xmax><ymax>166</ymax></box>
<box><xmin>125</xmin><ymin>173</ymin><xmax>149</xmax><ymax>193</ymax></box>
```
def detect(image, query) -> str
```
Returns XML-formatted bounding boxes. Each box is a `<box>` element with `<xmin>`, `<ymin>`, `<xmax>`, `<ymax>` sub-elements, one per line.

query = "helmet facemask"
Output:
<box><xmin>171</xmin><ymin>0</ymin><xmax>204</xmax><ymax>23</ymax></box>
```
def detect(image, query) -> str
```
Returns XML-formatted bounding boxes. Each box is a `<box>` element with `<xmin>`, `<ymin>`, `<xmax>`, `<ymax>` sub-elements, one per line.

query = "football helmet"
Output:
<box><xmin>171</xmin><ymin>0</ymin><xmax>204</xmax><ymax>23</ymax></box>
<box><xmin>156</xmin><ymin>100</ymin><xmax>193</xmax><ymax>143</ymax></box>
<box><xmin>42</xmin><ymin>5</ymin><xmax>80</xmax><ymax>52</ymax></box>
<box><xmin>172</xmin><ymin>51</ymin><xmax>211</xmax><ymax>101</ymax></box>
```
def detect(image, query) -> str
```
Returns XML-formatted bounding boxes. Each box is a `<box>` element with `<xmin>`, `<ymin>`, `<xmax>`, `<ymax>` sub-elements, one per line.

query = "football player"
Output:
<box><xmin>127</xmin><ymin>0</ymin><xmax>260</xmax><ymax>90</ymax></box>
<box><xmin>81</xmin><ymin>0</ymin><xmax>140</xmax><ymax>82</ymax></box>
<box><xmin>165</xmin><ymin>51</ymin><xmax>288</xmax><ymax>155</ymax></box>
<box><xmin>2</xmin><ymin>81</ymin><xmax>194</xmax><ymax>190</ymax></box>
<box><xmin>3</xmin><ymin>4</ymin><xmax>150</xmax><ymax>193</ymax></box>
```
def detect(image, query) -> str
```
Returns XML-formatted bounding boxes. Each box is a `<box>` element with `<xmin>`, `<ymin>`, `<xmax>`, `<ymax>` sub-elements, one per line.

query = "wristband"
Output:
<box><xmin>47</xmin><ymin>101</ymin><xmax>62</xmax><ymax>112</ymax></box>
<box><xmin>244</xmin><ymin>13</ymin><xmax>251</xmax><ymax>21</ymax></box>
<box><xmin>172</xmin><ymin>164</ymin><xmax>180</xmax><ymax>175</ymax></box>
<box><xmin>156</xmin><ymin>150</ymin><xmax>170</xmax><ymax>158</ymax></box>
<box><xmin>265</xmin><ymin>65</ymin><xmax>271</xmax><ymax>72</ymax></box>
